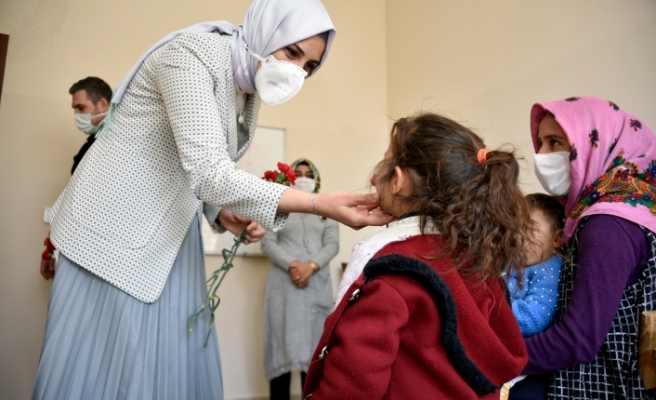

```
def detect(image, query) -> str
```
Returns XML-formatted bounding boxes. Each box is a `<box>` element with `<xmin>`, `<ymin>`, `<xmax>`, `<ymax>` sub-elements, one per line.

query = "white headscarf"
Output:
<box><xmin>235</xmin><ymin>0</ymin><xmax>336</xmax><ymax>93</ymax></box>
<box><xmin>111</xmin><ymin>0</ymin><xmax>335</xmax><ymax>104</ymax></box>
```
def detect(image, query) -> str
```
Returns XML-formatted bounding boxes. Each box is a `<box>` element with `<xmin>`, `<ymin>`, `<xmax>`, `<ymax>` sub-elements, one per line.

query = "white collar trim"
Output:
<box><xmin>335</xmin><ymin>216</ymin><xmax>428</xmax><ymax>307</ymax></box>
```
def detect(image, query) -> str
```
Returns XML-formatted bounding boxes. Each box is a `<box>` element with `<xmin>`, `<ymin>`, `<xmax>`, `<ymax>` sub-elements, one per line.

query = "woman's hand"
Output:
<box><xmin>316</xmin><ymin>192</ymin><xmax>393</xmax><ymax>229</ymax></box>
<box><xmin>40</xmin><ymin>258</ymin><xmax>56</xmax><ymax>280</ymax></box>
<box><xmin>278</xmin><ymin>189</ymin><xmax>394</xmax><ymax>229</ymax></box>
<box><xmin>217</xmin><ymin>209</ymin><xmax>266</xmax><ymax>244</ymax></box>
<box><xmin>289</xmin><ymin>261</ymin><xmax>313</xmax><ymax>288</ymax></box>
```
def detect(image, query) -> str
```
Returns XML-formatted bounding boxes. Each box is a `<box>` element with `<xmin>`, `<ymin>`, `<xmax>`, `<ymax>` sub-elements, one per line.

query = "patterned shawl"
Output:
<box><xmin>530</xmin><ymin>96</ymin><xmax>656</xmax><ymax>243</ymax></box>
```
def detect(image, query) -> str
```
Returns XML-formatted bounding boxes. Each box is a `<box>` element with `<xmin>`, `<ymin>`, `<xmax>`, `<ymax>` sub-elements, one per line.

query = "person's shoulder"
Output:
<box><xmin>176</xmin><ymin>31</ymin><xmax>229</xmax><ymax>43</ymax></box>
<box><xmin>367</xmin><ymin>248</ymin><xmax>451</xmax><ymax>293</ymax></box>
<box><xmin>380</xmin><ymin>234</ymin><xmax>443</xmax><ymax>252</ymax></box>
<box><xmin>159</xmin><ymin>32</ymin><xmax>232</xmax><ymax>80</ymax></box>
<box><xmin>580</xmin><ymin>214</ymin><xmax>648</xmax><ymax>254</ymax></box>
<box><xmin>582</xmin><ymin>214</ymin><xmax>644</xmax><ymax>238</ymax></box>
<box><xmin>363</xmin><ymin>255</ymin><xmax>435</xmax><ymax>305</ymax></box>
<box><xmin>168</xmin><ymin>32</ymin><xmax>230</xmax><ymax>55</ymax></box>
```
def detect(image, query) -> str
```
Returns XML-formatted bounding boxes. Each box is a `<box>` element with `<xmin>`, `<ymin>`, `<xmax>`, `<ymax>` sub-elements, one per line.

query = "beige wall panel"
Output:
<box><xmin>386</xmin><ymin>0</ymin><xmax>656</xmax><ymax>194</ymax></box>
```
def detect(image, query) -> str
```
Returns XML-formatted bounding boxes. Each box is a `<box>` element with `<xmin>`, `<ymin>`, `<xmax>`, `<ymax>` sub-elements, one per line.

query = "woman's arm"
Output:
<box><xmin>312</xmin><ymin>219</ymin><xmax>340</xmax><ymax>269</ymax></box>
<box><xmin>277</xmin><ymin>190</ymin><xmax>392</xmax><ymax>229</ymax></box>
<box><xmin>523</xmin><ymin>215</ymin><xmax>649</xmax><ymax>374</ymax></box>
<box><xmin>203</xmin><ymin>203</ymin><xmax>225</xmax><ymax>234</ymax></box>
<box><xmin>157</xmin><ymin>34</ymin><xmax>288</xmax><ymax>231</ymax></box>
<box><xmin>157</xmin><ymin>34</ymin><xmax>391</xmax><ymax>230</ymax></box>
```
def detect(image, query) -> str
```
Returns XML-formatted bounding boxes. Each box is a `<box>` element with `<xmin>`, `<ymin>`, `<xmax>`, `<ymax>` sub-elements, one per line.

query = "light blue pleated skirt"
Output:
<box><xmin>32</xmin><ymin>215</ymin><xmax>223</xmax><ymax>400</ymax></box>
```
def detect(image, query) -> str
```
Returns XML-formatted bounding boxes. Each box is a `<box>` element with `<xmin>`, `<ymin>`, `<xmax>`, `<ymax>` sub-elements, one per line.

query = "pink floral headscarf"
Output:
<box><xmin>530</xmin><ymin>96</ymin><xmax>656</xmax><ymax>243</ymax></box>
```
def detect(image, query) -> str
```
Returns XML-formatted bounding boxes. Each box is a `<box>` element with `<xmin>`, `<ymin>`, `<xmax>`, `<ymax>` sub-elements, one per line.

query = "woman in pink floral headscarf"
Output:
<box><xmin>511</xmin><ymin>96</ymin><xmax>656</xmax><ymax>399</ymax></box>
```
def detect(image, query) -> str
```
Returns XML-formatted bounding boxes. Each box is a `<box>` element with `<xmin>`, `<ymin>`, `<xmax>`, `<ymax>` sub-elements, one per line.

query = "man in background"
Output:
<box><xmin>68</xmin><ymin>76</ymin><xmax>112</xmax><ymax>173</ymax></box>
<box><xmin>40</xmin><ymin>76</ymin><xmax>112</xmax><ymax>279</ymax></box>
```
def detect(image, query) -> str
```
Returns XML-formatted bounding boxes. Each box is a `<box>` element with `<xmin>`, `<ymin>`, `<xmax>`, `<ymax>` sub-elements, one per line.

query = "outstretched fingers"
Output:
<box><xmin>338</xmin><ymin>192</ymin><xmax>393</xmax><ymax>228</ymax></box>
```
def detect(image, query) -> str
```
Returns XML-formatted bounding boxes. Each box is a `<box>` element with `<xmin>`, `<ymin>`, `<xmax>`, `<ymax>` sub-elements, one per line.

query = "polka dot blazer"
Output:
<box><xmin>47</xmin><ymin>33</ymin><xmax>288</xmax><ymax>303</ymax></box>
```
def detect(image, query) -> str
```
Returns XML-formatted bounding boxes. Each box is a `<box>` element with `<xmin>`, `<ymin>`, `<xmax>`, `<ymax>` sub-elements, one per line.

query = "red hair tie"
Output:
<box><xmin>477</xmin><ymin>148</ymin><xmax>489</xmax><ymax>164</ymax></box>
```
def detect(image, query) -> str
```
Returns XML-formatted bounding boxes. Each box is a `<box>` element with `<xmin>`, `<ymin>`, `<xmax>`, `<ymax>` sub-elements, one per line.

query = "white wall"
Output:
<box><xmin>385</xmin><ymin>0</ymin><xmax>656</xmax><ymax>193</ymax></box>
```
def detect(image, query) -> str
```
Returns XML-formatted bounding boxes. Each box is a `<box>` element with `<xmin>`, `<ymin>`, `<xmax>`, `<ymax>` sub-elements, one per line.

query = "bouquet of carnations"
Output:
<box><xmin>263</xmin><ymin>162</ymin><xmax>297</xmax><ymax>186</ymax></box>
<box><xmin>189</xmin><ymin>162</ymin><xmax>296</xmax><ymax>346</ymax></box>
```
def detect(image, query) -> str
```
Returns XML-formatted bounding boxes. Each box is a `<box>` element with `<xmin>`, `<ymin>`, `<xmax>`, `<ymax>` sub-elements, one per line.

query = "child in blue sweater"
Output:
<box><xmin>506</xmin><ymin>193</ymin><xmax>564</xmax><ymax>338</ymax></box>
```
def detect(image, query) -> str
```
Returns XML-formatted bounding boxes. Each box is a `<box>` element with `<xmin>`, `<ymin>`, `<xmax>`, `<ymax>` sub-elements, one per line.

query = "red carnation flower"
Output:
<box><xmin>42</xmin><ymin>235</ymin><xmax>56</xmax><ymax>260</ymax></box>
<box><xmin>44</xmin><ymin>236</ymin><xmax>54</xmax><ymax>250</ymax></box>
<box><xmin>273</xmin><ymin>162</ymin><xmax>296</xmax><ymax>186</ymax></box>
<box><xmin>284</xmin><ymin>170</ymin><xmax>296</xmax><ymax>186</ymax></box>
<box><xmin>263</xmin><ymin>170</ymin><xmax>279</xmax><ymax>182</ymax></box>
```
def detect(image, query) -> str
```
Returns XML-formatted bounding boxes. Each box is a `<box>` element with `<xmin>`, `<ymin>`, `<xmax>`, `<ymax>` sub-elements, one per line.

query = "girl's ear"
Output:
<box><xmin>392</xmin><ymin>166</ymin><xmax>412</xmax><ymax>196</ymax></box>
<box><xmin>552</xmin><ymin>228</ymin><xmax>564</xmax><ymax>251</ymax></box>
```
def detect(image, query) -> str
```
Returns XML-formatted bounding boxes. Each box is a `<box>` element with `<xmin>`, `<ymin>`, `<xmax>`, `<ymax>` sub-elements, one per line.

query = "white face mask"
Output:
<box><xmin>74</xmin><ymin>112</ymin><xmax>107</xmax><ymax>135</ymax></box>
<box><xmin>295</xmin><ymin>177</ymin><xmax>316</xmax><ymax>193</ymax></box>
<box><xmin>534</xmin><ymin>151</ymin><xmax>571</xmax><ymax>196</ymax></box>
<box><xmin>250</xmin><ymin>50</ymin><xmax>307</xmax><ymax>106</ymax></box>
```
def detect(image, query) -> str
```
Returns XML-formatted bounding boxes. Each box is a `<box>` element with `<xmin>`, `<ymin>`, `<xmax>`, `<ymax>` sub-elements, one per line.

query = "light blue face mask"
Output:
<box><xmin>74</xmin><ymin>112</ymin><xmax>106</xmax><ymax>135</ymax></box>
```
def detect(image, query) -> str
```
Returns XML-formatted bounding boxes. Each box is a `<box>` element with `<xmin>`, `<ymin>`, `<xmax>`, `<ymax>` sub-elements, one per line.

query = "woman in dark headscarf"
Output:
<box><xmin>33</xmin><ymin>1</ymin><xmax>390</xmax><ymax>399</ymax></box>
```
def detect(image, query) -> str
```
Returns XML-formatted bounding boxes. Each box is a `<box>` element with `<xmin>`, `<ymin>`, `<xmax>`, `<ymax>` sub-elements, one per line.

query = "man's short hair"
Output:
<box><xmin>69</xmin><ymin>77</ymin><xmax>112</xmax><ymax>104</ymax></box>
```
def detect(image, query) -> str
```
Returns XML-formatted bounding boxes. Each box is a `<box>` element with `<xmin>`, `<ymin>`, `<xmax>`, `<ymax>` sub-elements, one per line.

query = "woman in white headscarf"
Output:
<box><xmin>32</xmin><ymin>1</ymin><xmax>390</xmax><ymax>399</ymax></box>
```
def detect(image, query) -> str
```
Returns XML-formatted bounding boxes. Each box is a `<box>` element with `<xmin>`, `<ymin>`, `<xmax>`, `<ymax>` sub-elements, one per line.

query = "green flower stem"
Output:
<box><xmin>188</xmin><ymin>227</ymin><xmax>247</xmax><ymax>347</ymax></box>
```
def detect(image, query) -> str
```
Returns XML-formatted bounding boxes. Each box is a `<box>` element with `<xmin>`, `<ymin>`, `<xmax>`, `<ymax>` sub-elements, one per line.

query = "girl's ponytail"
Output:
<box><xmin>376</xmin><ymin>113</ymin><xmax>532</xmax><ymax>280</ymax></box>
<box><xmin>454</xmin><ymin>146</ymin><xmax>532</xmax><ymax>280</ymax></box>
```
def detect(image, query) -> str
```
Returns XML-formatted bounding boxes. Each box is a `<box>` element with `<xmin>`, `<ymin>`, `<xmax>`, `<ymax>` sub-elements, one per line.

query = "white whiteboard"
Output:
<box><xmin>201</xmin><ymin>126</ymin><xmax>285</xmax><ymax>257</ymax></box>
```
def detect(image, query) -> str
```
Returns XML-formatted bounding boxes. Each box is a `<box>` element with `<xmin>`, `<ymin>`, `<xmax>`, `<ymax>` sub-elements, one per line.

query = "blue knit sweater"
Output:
<box><xmin>505</xmin><ymin>255</ymin><xmax>563</xmax><ymax>338</ymax></box>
